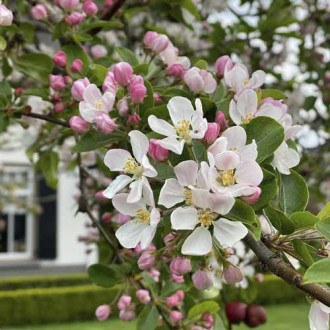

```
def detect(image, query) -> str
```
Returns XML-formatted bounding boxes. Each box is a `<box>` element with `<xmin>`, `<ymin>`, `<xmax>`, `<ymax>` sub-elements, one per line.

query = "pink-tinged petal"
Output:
<box><xmin>115</xmin><ymin>220</ymin><xmax>149</xmax><ymax>249</ymax></box>
<box><xmin>239</xmin><ymin>140</ymin><xmax>258</xmax><ymax>161</ymax></box>
<box><xmin>158</xmin><ymin>137</ymin><xmax>185</xmax><ymax>155</ymax></box>
<box><xmin>141</xmin><ymin>155</ymin><xmax>157</xmax><ymax>178</ymax></box>
<box><xmin>167</xmin><ymin>96</ymin><xmax>194</xmax><ymax>125</ymax></box>
<box><xmin>141</xmin><ymin>177</ymin><xmax>155</xmax><ymax>207</ymax></box>
<box><xmin>208</xmin><ymin>137</ymin><xmax>228</xmax><ymax>157</ymax></box>
<box><xmin>190</xmin><ymin>116</ymin><xmax>208</xmax><ymax>139</ymax></box>
<box><xmin>249</xmin><ymin>70</ymin><xmax>265</xmax><ymax>89</ymax></box>
<box><xmin>221</xmin><ymin>126</ymin><xmax>246</xmax><ymax>150</ymax></box>
<box><xmin>181</xmin><ymin>226</ymin><xmax>212</xmax><ymax>256</ymax></box>
<box><xmin>127</xmin><ymin>179</ymin><xmax>144</xmax><ymax>203</ymax></box>
<box><xmin>83</xmin><ymin>84</ymin><xmax>102</xmax><ymax>103</ymax></box>
<box><xmin>112</xmin><ymin>193</ymin><xmax>145</xmax><ymax>216</ymax></box>
<box><xmin>214</xmin><ymin>151</ymin><xmax>240</xmax><ymax>171</ymax></box>
<box><xmin>235</xmin><ymin>160</ymin><xmax>263</xmax><ymax>186</ymax></box>
<box><xmin>225</xmin><ymin>64</ymin><xmax>248</xmax><ymax>92</ymax></box>
<box><xmin>104</xmin><ymin>149</ymin><xmax>131</xmax><ymax>171</ymax></box>
<box><xmin>257</xmin><ymin>103</ymin><xmax>284</xmax><ymax>121</ymax></box>
<box><xmin>159</xmin><ymin>178</ymin><xmax>184</xmax><ymax>208</ymax></box>
<box><xmin>191</xmin><ymin>188</ymin><xmax>213</xmax><ymax>210</ymax></box>
<box><xmin>171</xmin><ymin>207</ymin><xmax>198</xmax><ymax>230</ymax></box>
<box><xmin>148</xmin><ymin>115</ymin><xmax>176</xmax><ymax>137</ymax></box>
<box><xmin>79</xmin><ymin>101</ymin><xmax>98</xmax><ymax>122</ymax></box>
<box><xmin>129</xmin><ymin>130</ymin><xmax>149</xmax><ymax>163</ymax></box>
<box><xmin>101</xmin><ymin>91</ymin><xmax>115</xmax><ymax>112</ymax></box>
<box><xmin>229</xmin><ymin>100</ymin><xmax>242</xmax><ymax>125</ymax></box>
<box><xmin>197</xmin><ymin>161</ymin><xmax>210</xmax><ymax>190</ymax></box>
<box><xmin>285</xmin><ymin>125</ymin><xmax>302</xmax><ymax>140</ymax></box>
<box><xmin>195</xmin><ymin>98</ymin><xmax>203</xmax><ymax>116</ymax></box>
<box><xmin>309</xmin><ymin>301</ymin><xmax>329</xmax><ymax>330</ymax></box>
<box><xmin>237</xmin><ymin>89</ymin><xmax>258</xmax><ymax>118</ymax></box>
<box><xmin>213</xmin><ymin>218</ymin><xmax>248</xmax><ymax>247</ymax></box>
<box><xmin>211</xmin><ymin>194</ymin><xmax>235</xmax><ymax>215</ymax></box>
<box><xmin>226</xmin><ymin>184</ymin><xmax>257</xmax><ymax>197</ymax></box>
<box><xmin>103</xmin><ymin>175</ymin><xmax>133</xmax><ymax>199</ymax></box>
<box><xmin>203</xmin><ymin>72</ymin><xmax>217</xmax><ymax>93</ymax></box>
<box><xmin>174</xmin><ymin>160</ymin><xmax>199</xmax><ymax>186</ymax></box>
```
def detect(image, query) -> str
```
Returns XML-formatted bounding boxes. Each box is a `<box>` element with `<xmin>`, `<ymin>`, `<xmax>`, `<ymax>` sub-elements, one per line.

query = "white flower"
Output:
<box><xmin>280</xmin><ymin>113</ymin><xmax>302</xmax><ymax>140</ymax></box>
<box><xmin>103</xmin><ymin>130</ymin><xmax>157</xmax><ymax>204</ymax></box>
<box><xmin>79</xmin><ymin>84</ymin><xmax>116</xmax><ymax>122</ymax></box>
<box><xmin>224</xmin><ymin>63</ymin><xmax>265</xmax><ymax>94</ymax></box>
<box><xmin>271</xmin><ymin>141</ymin><xmax>300</xmax><ymax>175</ymax></box>
<box><xmin>148</xmin><ymin>96</ymin><xmax>208</xmax><ymax>154</ymax></box>
<box><xmin>160</xmin><ymin>42</ymin><xmax>190</xmax><ymax>69</ymax></box>
<box><xmin>184</xmin><ymin>67</ymin><xmax>217</xmax><ymax>93</ymax></box>
<box><xmin>309</xmin><ymin>301</ymin><xmax>330</xmax><ymax>330</ymax></box>
<box><xmin>113</xmin><ymin>193</ymin><xmax>160</xmax><ymax>249</ymax></box>
<box><xmin>229</xmin><ymin>89</ymin><xmax>286</xmax><ymax>125</ymax></box>
<box><xmin>171</xmin><ymin>188</ymin><xmax>246</xmax><ymax>256</ymax></box>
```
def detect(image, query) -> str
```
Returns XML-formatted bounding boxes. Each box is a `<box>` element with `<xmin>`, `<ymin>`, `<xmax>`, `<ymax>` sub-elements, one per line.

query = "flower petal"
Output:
<box><xmin>83</xmin><ymin>84</ymin><xmax>102</xmax><ymax>103</ymax></box>
<box><xmin>239</xmin><ymin>140</ymin><xmax>258</xmax><ymax>161</ymax></box>
<box><xmin>127</xmin><ymin>178</ymin><xmax>144</xmax><ymax>203</ymax></box>
<box><xmin>158</xmin><ymin>137</ymin><xmax>185</xmax><ymax>154</ymax></box>
<box><xmin>101</xmin><ymin>91</ymin><xmax>115</xmax><ymax>112</ymax></box>
<box><xmin>159</xmin><ymin>178</ymin><xmax>184</xmax><ymax>208</ymax></box>
<box><xmin>221</xmin><ymin>126</ymin><xmax>246</xmax><ymax>150</ymax></box>
<box><xmin>148</xmin><ymin>115</ymin><xmax>176</xmax><ymax>137</ymax></box>
<box><xmin>141</xmin><ymin>155</ymin><xmax>157</xmax><ymax>178</ymax></box>
<box><xmin>191</xmin><ymin>188</ymin><xmax>213</xmax><ymax>210</ymax></box>
<box><xmin>128</xmin><ymin>130</ymin><xmax>149</xmax><ymax>163</ymax></box>
<box><xmin>112</xmin><ymin>193</ymin><xmax>145</xmax><ymax>216</ymax></box>
<box><xmin>208</xmin><ymin>137</ymin><xmax>227</xmax><ymax>157</ymax></box>
<box><xmin>257</xmin><ymin>103</ymin><xmax>284</xmax><ymax>121</ymax></box>
<box><xmin>249</xmin><ymin>70</ymin><xmax>265</xmax><ymax>89</ymax></box>
<box><xmin>214</xmin><ymin>151</ymin><xmax>240</xmax><ymax>171</ymax></box>
<box><xmin>213</xmin><ymin>218</ymin><xmax>248</xmax><ymax>247</ymax></box>
<box><xmin>181</xmin><ymin>226</ymin><xmax>213</xmax><ymax>256</ymax></box>
<box><xmin>174</xmin><ymin>160</ymin><xmax>199</xmax><ymax>187</ymax></box>
<box><xmin>104</xmin><ymin>149</ymin><xmax>132</xmax><ymax>171</ymax></box>
<box><xmin>309</xmin><ymin>301</ymin><xmax>329</xmax><ymax>330</ymax></box>
<box><xmin>139</xmin><ymin>225</ymin><xmax>157</xmax><ymax>249</ymax></box>
<box><xmin>79</xmin><ymin>101</ymin><xmax>98</xmax><ymax>122</ymax></box>
<box><xmin>103</xmin><ymin>175</ymin><xmax>133</xmax><ymax>199</ymax></box>
<box><xmin>211</xmin><ymin>194</ymin><xmax>235</xmax><ymax>215</ymax></box>
<box><xmin>171</xmin><ymin>207</ymin><xmax>198</xmax><ymax>230</ymax></box>
<box><xmin>237</xmin><ymin>89</ymin><xmax>258</xmax><ymax>118</ymax></box>
<box><xmin>141</xmin><ymin>177</ymin><xmax>155</xmax><ymax>207</ymax></box>
<box><xmin>235</xmin><ymin>160</ymin><xmax>263</xmax><ymax>186</ymax></box>
<box><xmin>115</xmin><ymin>220</ymin><xmax>149</xmax><ymax>249</ymax></box>
<box><xmin>168</xmin><ymin>96</ymin><xmax>194</xmax><ymax>125</ymax></box>
<box><xmin>229</xmin><ymin>100</ymin><xmax>242</xmax><ymax>125</ymax></box>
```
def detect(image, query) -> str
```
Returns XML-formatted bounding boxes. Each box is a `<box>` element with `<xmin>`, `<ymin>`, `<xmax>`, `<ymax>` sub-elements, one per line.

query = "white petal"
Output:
<box><xmin>239</xmin><ymin>140</ymin><xmax>258</xmax><ymax>161</ymax></box>
<box><xmin>127</xmin><ymin>178</ymin><xmax>144</xmax><ymax>203</ymax></box>
<box><xmin>237</xmin><ymin>89</ymin><xmax>257</xmax><ymax>118</ymax></box>
<box><xmin>221</xmin><ymin>126</ymin><xmax>246</xmax><ymax>150</ymax></box>
<box><xmin>181</xmin><ymin>226</ymin><xmax>213</xmax><ymax>256</ymax></box>
<box><xmin>214</xmin><ymin>151</ymin><xmax>240</xmax><ymax>171</ymax></box>
<box><xmin>168</xmin><ymin>96</ymin><xmax>194</xmax><ymax>125</ymax></box>
<box><xmin>191</xmin><ymin>188</ymin><xmax>213</xmax><ymax>210</ymax></box>
<box><xmin>190</xmin><ymin>116</ymin><xmax>208</xmax><ymax>139</ymax></box>
<box><xmin>285</xmin><ymin>125</ymin><xmax>302</xmax><ymax>140</ymax></box>
<box><xmin>159</xmin><ymin>178</ymin><xmax>184</xmax><ymax>208</ymax></box>
<box><xmin>101</xmin><ymin>91</ymin><xmax>115</xmax><ymax>112</ymax></box>
<box><xmin>211</xmin><ymin>194</ymin><xmax>235</xmax><ymax>215</ymax></box>
<box><xmin>148</xmin><ymin>115</ymin><xmax>176</xmax><ymax>137</ymax></box>
<box><xmin>158</xmin><ymin>137</ymin><xmax>185</xmax><ymax>155</ymax></box>
<box><xmin>103</xmin><ymin>175</ymin><xmax>133</xmax><ymax>199</ymax></box>
<box><xmin>83</xmin><ymin>84</ymin><xmax>102</xmax><ymax>103</ymax></box>
<box><xmin>257</xmin><ymin>103</ymin><xmax>284</xmax><ymax>121</ymax></box>
<box><xmin>208</xmin><ymin>137</ymin><xmax>227</xmax><ymax>157</ymax></box>
<box><xmin>249</xmin><ymin>70</ymin><xmax>265</xmax><ymax>89</ymax></box>
<box><xmin>235</xmin><ymin>160</ymin><xmax>263</xmax><ymax>186</ymax></box>
<box><xmin>195</xmin><ymin>98</ymin><xmax>203</xmax><ymax>116</ymax></box>
<box><xmin>141</xmin><ymin>177</ymin><xmax>155</xmax><ymax>207</ymax></box>
<box><xmin>203</xmin><ymin>73</ymin><xmax>217</xmax><ymax>93</ymax></box>
<box><xmin>171</xmin><ymin>207</ymin><xmax>198</xmax><ymax>230</ymax></box>
<box><xmin>213</xmin><ymin>218</ymin><xmax>248</xmax><ymax>247</ymax></box>
<box><xmin>104</xmin><ymin>149</ymin><xmax>131</xmax><ymax>171</ymax></box>
<box><xmin>115</xmin><ymin>220</ymin><xmax>149</xmax><ymax>249</ymax></box>
<box><xmin>225</xmin><ymin>64</ymin><xmax>248</xmax><ymax>92</ymax></box>
<box><xmin>139</xmin><ymin>225</ymin><xmax>157</xmax><ymax>249</ymax></box>
<box><xmin>197</xmin><ymin>161</ymin><xmax>210</xmax><ymax>190</ymax></box>
<box><xmin>141</xmin><ymin>155</ymin><xmax>157</xmax><ymax>177</ymax></box>
<box><xmin>229</xmin><ymin>100</ymin><xmax>242</xmax><ymax>125</ymax></box>
<box><xmin>150</xmin><ymin>208</ymin><xmax>161</xmax><ymax>227</ymax></box>
<box><xmin>174</xmin><ymin>160</ymin><xmax>199</xmax><ymax>186</ymax></box>
<box><xmin>309</xmin><ymin>302</ymin><xmax>329</xmax><ymax>330</ymax></box>
<box><xmin>129</xmin><ymin>130</ymin><xmax>149</xmax><ymax>163</ymax></box>
<box><xmin>112</xmin><ymin>193</ymin><xmax>145</xmax><ymax>216</ymax></box>
<box><xmin>79</xmin><ymin>101</ymin><xmax>98</xmax><ymax>123</ymax></box>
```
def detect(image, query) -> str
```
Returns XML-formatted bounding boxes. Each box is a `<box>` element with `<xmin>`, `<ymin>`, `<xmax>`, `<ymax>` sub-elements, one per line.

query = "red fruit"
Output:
<box><xmin>226</xmin><ymin>302</ymin><xmax>247</xmax><ymax>324</ymax></box>
<box><xmin>245</xmin><ymin>304</ymin><xmax>267</xmax><ymax>327</ymax></box>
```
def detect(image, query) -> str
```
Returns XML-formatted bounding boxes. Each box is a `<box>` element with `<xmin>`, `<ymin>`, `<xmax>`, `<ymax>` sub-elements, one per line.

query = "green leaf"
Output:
<box><xmin>290</xmin><ymin>211</ymin><xmax>319</xmax><ymax>230</ymax></box>
<box><xmin>13</xmin><ymin>53</ymin><xmax>54</xmax><ymax>84</ymax></box>
<box><xmin>160</xmin><ymin>87</ymin><xmax>190</xmax><ymax>98</ymax></box>
<box><xmin>279</xmin><ymin>170</ymin><xmax>309</xmax><ymax>215</ymax></box>
<box><xmin>252</xmin><ymin>168</ymin><xmax>277</xmax><ymax>211</ymax></box>
<box><xmin>62</xmin><ymin>44</ymin><xmax>90</xmax><ymax>76</ymax></box>
<box><xmin>141</xmin><ymin>79</ymin><xmax>154</xmax><ymax>112</ymax></box>
<box><xmin>80</xmin><ymin>20</ymin><xmax>123</xmax><ymax>32</ymax></box>
<box><xmin>0</xmin><ymin>35</ymin><xmax>6</xmax><ymax>51</ymax></box>
<box><xmin>87</xmin><ymin>264</ymin><xmax>122</xmax><ymax>288</ymax></box>
<box><xmin>154</xmin><ymin>162</ymin><xmax>175</xmax><ymax>180</ymax></box>
<box><xmin>194</xmin><ymin>59</ymin><xmax>208</xmax><ymax>69</ymax></box>
<box><xmin>23</xmin><ymin>88</ymin><xmax>49</xmax><ymax>101</ymax></box>
<box><xmin>200</xmin><ymin>97</ymin><xmax>216</xmax><ymax>114</ymax></box>
<box><xmin>264</xmin><ymin>205</ymin><xmax>295</xmax><ymax>235</ymax></box>
<box><xmin>303</xmin><ymin>259</ymin><xmax>330</xmax><ymax>284</ymax></box>
<box><xmin>142</xmin><ymin>273</ymin><xmax>158</xmax><ymax>299</ymax></box>
<box><xmin>87</xmin><ymin>64</ymin><xmax>108</xmax><ymax>85</ymax></box>
<box><xmin>0</xmin><ymin>81</ymin><xmax>12</xmax><ymax>100</ymax></box>
<box><xmin>178</xmin><ymin>0</ymin><xmax>201</xmax><ymax>20</ymax></box>
<box><xmin>261</xmin><ymin>89</ymin><xmax>287</xmax><ymax>100</ymax></box>
<box><xmin>133</xmin><ymin>63</ymin><xmax>149</xmax><ymax>76</ymax></box>
<box><xmin>161</xmin><ymin>280</ymin><xmax>187</xmax><ymax>297</ymax></box>
<box><xmin>318</xmin><ymin>202</ymin><xmax>330</xmax><ymax>220</ymax></box>
<box><xmin>315</xmin><ymin>217</ymin><xmax>330</xmax><ymax>241</ymax></box>
<box><xmin>213</xmin><ymin>83</ymin><xmax>225</xmax><ymax>105</ymax></box>
<box><xmin>142</xmin><ymin>104</ymin><xmax>169</xmax><ymax>123</ymax></box>
<box><xmin>36</xmin><ymin>151</ymin><xmax>59</xmax><ymax>189</ymax></box>
<box><xmin>292</xmin><ymin>239</ymin><xmax>314</xmax><ymax>267</ymax></box>
<box><xmin>192</xmin><ymin>139</ymin><xmax>207</xmax><ymax>162</ymax></box>
<box><xmin>245</xmin><ymin>116</ymin><xmax>284</xmax><ymax>163</ymax></box>
<box><xmin>226</xmin><ymin>199</ymin><xmax>256</xmax><ymax>225</ymax></box>
<box><xmin>115</xmin><ymin>46</ymin><xmax>139</xmax><ymax>66</ymax></box>
<box><xmin>0</xmin><ymin>111</ymin><xmax>9</xmax><ymax>132</ymax></box>
<box><xmin>137</xmin><ymin>305</ymin><xmax>159</xmax><ymax>330</ymax></box>
<box><xmin>188</xmin><ymin>301</ymin><xmax>220</xmax><ymax>320</ymax></box>
<box><xmin>72</xmin><ymin>131</ymin><xmax>122</xmax><ymax>153</ymax></box>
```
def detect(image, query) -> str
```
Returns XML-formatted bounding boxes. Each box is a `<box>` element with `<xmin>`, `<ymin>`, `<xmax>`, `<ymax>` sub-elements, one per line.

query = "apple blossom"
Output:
<box><xmin>167</xmin><ymin>64</ymin><xmax>184</xmax><ymax>79</ymax></box>
<box><xmin>71</xmin><ymin>59</ymin><xmax>83</xmax><ymax>73</ymax></box>
<box><xmin>49</xmin><ymin>75</ymin><xmax>66</xmax><ymax>90</ymax></box>
<box><xmin>137</xmin><ymin>251</ymin><xmax>155</xmax><ymax>270</ymax></box>
<box><xmin>65</xmin><ymin>12</ymin><xmax>84</xmax><ymax>26</ymax></box>
<box><xmin>58</xmin><ymin>0</ymin><xmax>79</xmax><ymax>11</ymax></box>
<box><xmin>223</xmin><ymin>263</ymin><xmax>243</xmax><ymax>284</ymax></box>
<box><xmin>309</xmin><ymin>301</ymin><xmax>330</xmax><ymax>330</ymax></box>
<box><xmin>148</xmin><ymin>96</ymin><xmax>208</xmax><ymax>154</ymax></box>
<box><xmin>159</xmin><ymin>42</ymin><xmax>191</xmax><ymax>70</ymax></box>
<box><xmin>203</xmin><ymin>123</ymin><xmax>220</xmax><ymax>144</ymax></box>
<box><xmin>113</xmin><ymin>62</ymin><xmax>133</xmax><ymax>86</ymax></box>
<box><xmin>90</xmin><ymin>45</ymin><xmax>107</xmax><ymax>58</ymax></box>
<box><xmin>128</xmin><ymin>114</ymin><xmax>141</xmax><ymax>125</ymax></box>
<box><xmin>184</xmin><ymin>67</ymin><xmax>217</xmax><ymax>93</ymax></box>
<box><xmin>192</xmin><ymin>269</ymin><xmax>213</xmax><ymax>290</ymax></box>
<box><xmin>170</xmin><ymin>311</ymin><xmax>183</xmax><ymax>323</ymax></box>
<box><xmin>93</xmin><ymin>113</ymin><xmax>116</xmax><ymax>134</ymax></box>
<box><xmin>0</xmin><ymin>3</ymin><xmax>13</xmax><ymax>26</ymax></box>
<box><xmin>117</xmin><ymin>97</ymin><xmax>129</xmax><ymax>116</ymax></box>
<box><xmin>53</xmin><ymin>51</ymin><xmax>67</xmax><ymax>67</ymax></box>
<box><xmin>102</xmin><ymin>71</ymin><xmax>118</xmax><ymax>93</ymax></box>
<box><xmin>170</xmin><ymin>257</ymin><xmax>192</xmax><ymax>275</ymax></box>
<box><xmin>271</xmin><ymin>141</ymin><xmax>300</xmax><ymax>175</ymax></box>
<box><xmin>83</xmin><ymin>1</ymin><xmax>98</xmax><ymax>16</ymax></box>
<box><xmin>145</xmin><ymin>32</ymin><xmax>169</xmax><ymax>53</ymax></box>
<box><xmin>31</xmin><ymin>5</ymin><xmax>48</xmax><ymax>21</ymax></box>
<box><xmin>136</xmin><ymin>290</ymin><xmax>151</xmax><ymax>304</ymax></box>
<box><xmin>95</xmin><ymin>305</ymin><xmax>110</xmax><ymax>321</ymax></box>
<box><xmin>215</xmin><ymin>111</ymin><xmax>228</xmax><ymax>129</ymax></box>
<box><xmin>245</xmin><ymin>304</ymin><xmax>267</xmax><ymax>327</ymax></box>
<box><xmin>148</xmin><ymin>139</ymin><xmax>169</xmax><ymax>162</ymax></box>
<box><xmin>215</xmin><ymin>55</ymin><xmax>233</xmax><ymax>76</ymax></box>
<box><xmin>71</xmin><ymin>78</ymin><xmax>90</xmax><ymax>101</ymax></box>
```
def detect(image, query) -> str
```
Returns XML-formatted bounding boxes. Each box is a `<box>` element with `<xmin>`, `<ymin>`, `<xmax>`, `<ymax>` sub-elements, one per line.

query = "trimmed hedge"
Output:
<box><xmin>0</xmin><ymin>273</ymin><xmax>90</xmax><ymax>291</ymax></box>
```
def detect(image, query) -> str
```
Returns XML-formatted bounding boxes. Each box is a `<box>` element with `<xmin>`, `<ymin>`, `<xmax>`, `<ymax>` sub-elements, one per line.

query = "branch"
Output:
<box><xmin>24</xmin><ymin>112</ymin><xmax>70</xmax><ymax>128</ymax></box>
<box><xmin>244</xmin><ymin>232</ymin><xmax>330</xmax><ymax>307</ymax></box>
<box><xmin>89</xmin><ymin>0</ymin><xmax>126</xmax><ymax>35</ymax></box>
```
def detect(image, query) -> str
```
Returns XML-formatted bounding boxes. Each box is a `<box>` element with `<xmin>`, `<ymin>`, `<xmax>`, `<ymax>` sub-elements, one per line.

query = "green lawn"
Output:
<box><xmin>6</xmin><ymin>303</ymin><xmax>310</xmax><ymax>330</ymax></box>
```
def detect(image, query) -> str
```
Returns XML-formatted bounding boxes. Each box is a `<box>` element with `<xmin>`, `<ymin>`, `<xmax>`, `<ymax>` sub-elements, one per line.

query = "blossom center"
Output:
<box><xmin>136</xmin><ymin>209</ymin><xmax>150</xmax><ymax>223</ymax></box>
<box><xmin>184</xmin><ymin>188</ymin><xmax>192</xmax><ymax>206</ymax></box>
<box><xmin>219</xmin><ymin>169</ymin><xmax>236</xmax><ymax>186</ymax></box>
<box><xmin>243</xmin><ymin>114</ymin><xmax>254</xmax><ymax>124</ymax></box>
<box><xmin>243</xmin><ymin>78</ymin><xmax>249</xmax><ymax>85</ymax></box>
<box><xmin>123</xmin><ymin>157</ymin><xmax>143</xmax><ymax>177</ymax></box>
<box><xmin>175</xmin><ymin>119</ymin><xmax>191</xmax><ymax>143</ymax></box>
<box><xmin>95</xmin><ymin>99</ymin><xmax>103</xmax><ymax>110</ymax></box>
<box><xmin>198</xmin><ymin>210</ymin><xmax>216</xmax><ymax>229</ymax></box>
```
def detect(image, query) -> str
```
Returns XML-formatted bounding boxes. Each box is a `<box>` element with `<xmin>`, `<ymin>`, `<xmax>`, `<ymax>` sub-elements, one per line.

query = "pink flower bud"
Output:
<box><xmin>136</xmin><ymin>290</ymin><xmax>151</xmax><ymax>305</ymax></box>
<box><xmin>54</xmin><ymin>102</ymin><xmax>65</xmax><ymax>113</ymax></box>
<box><xmin>164</xmin><ymin>232</ymin><xmax>176</xmax><ymax>245</ymax></box>
<box><xmin>53</xmin><ymin>51</ymin><xmax>67</xmax><ymax>67</ymax></box>
<box><xmin>184</xmin><ymin>67</ymin><xmax>216</xmax><ymax>93</ymax></box>
<box><xmin>49</xmin><ymin>75</ymin><xmax>66</xmax><ymax>90</ymax></box>
<box><xmin>102</xmin><ymin>71</ymin><xmax>118</xmax><ymax>93</ymax></box>
<box><xmin>71</xmin><ymin>59</ymin><xmax>83</xmax><ymax>73</ymax></box>
<box><xmin>215</xmin><ymin>55</ymin><xmax>233</xmax><ymax>76</ymax></box>
<box><xmin>93</xmin><ymin>113</ymin><xmax>116</xmax><ymax>134</ymax></box>
<box><xmin>166</xmin><ymin>294</ymin><xmax>180</xmax><ymax>308</ymax></box>
<box><xmin>130</xmin><ymin>84</ymin><xmax>147</xmax><ymax>103</ymax></box>
<box><xmin>117</xmin><ymin>97</ymin><xmax>129</xmax><ymax>116</ymax></box>
<box><xmin>65</xmin><ymin>12</ymin><xmax>84</xmax><ymax>26</ymax></box>
<box><xmin>260</xmin><ymin>97</ymin><xmax>287</xmax><ymax>112</ymax></box>
<box><xmin>170</xmin><ymin>257</ymin><xmax>192</xmax><ymax>276</ymax></box>
<box><xmin>202</xmin><ymin>313</ymin><xmax>214</xmax><ymax>328</ymax></box>
<box><xmin>241</xmin><ymin>187</ymin><xmax>261</xmax><ymax>205</ymax></box>
<box><xmin>223</xmin><ymin>263</ymin><xmax>243</xmax><ymax>285</ymax></box>
<box><xmin>129</xmin><ymin>74</ymin><xmax>144</xmax><ymax>87</ymax></box>
<box><xmin>95</xmin><ymin>190</ymin><xmax>108</xmax><ymax>201</ymax></box>
<box><xmin>255</xmin><ymin>273</ymin><xmax>264</xmax><ymax>283</ymax></box>
<box><xmin>91</xmin><ymin>45</ymin><xmax>107</xmax><ymax>59</ymax></box>
<box><xmin>167</xmin><ymin>64</ymin><xmax>184</xmax><ymax>79</ymax></box>
<box><xmin>215</xmin><ymin>111</ymin><xmax>228</xmax><ymax>129</ymax></box>
<box><xmin>113</xmin><ymin>212</ymin><xmax>130</xmax><ymax>225</ymax></box>
<box><xmin>175</xmin><ymin>290</ymin><xmax>184</xmax><ymax>301</ymax></box>
<box><xmin>119</xmin><ymin>309</ymin><xmax>135</xmax><ymax>321</ymax></box>
<box><xmin>148</xmin><ymin>139</ymin><xmax>169</xmax><ymax>162</ymax></box>
<box><xmin>170</xmin><ymin>311</ymin><xmax>182</xmax><ymax>324</ymax></box>
<box><xmin>14</xmin><ymin>88</ymin><xmax>25</xmax><ymax>96</ymax></box>
<box><xmin>71</xmin><ymin>78</ymin><xmax>90</xmax><ymax>101</ymax></box>
<box><xmin>172</xmin><ymin>273</ymin><xmax>184</xmax><ymax>283</ymax></box>
<box><xmin>128</xmin><ymin>114</ymin><xmax>141</xmax><ymax>125</ymax></box>
<box><xmin>104</xmin><ymin>0</ymin><xmax>114</xmax><ymax>8</ymax></box>
<box><xmin>153</xmin><ymin>93</ymin><xmax>162</xmax><ymax>105</ymax></box>
<box><xmin>150</xmin><ymin>34</ymin><xmax>169</xmax><ymax>53</ymax></box>
<box><xmin>101</xmin><ymin>212</ymin><xmax>112</xmax><ymax>224</ymax></box>
<box><xmin>69</xmin><ymin>116</ymin><xmax>90</xmax><ymax>133</ymax></box>
<box><xmin>59</xmin><ymin>0</ymin><xmax>79</xmax><ymax>11</ymax></box>
<box><xmin>64</xmin><ymin>75</ymin><xmax>73</xmax><ymax>85</ymax></box>
<box><xmin>83</xmin><ymin>1</ymin><xmax>98</xmax><ymax>16</ymax></box>
<box><xmin>143</xmin><ymin>31</ymin><xmax>158</xmax><ymax>48</ymax></box>
<box><xmin>203</xmin><ymin>122</ymin><xmax>220</xmax><ymax>144</ymax></box>
<box><xmin>0</xmin><ymin>4</ymin><xmax>13</xmax><ymax>26</ymax></box>
<box><xmin>192</xmin><ymin>270</ymin><xmax>213</xmax><ymax>290</ymax></box>
<box><xmin>138</xmin><ymin>251</ymin><xmax>155</xmax><ymax>270</ymax></box>
<box><xmin>148</xmin><ymin>268</ymin><xmax>160</xmax><ymax>282</ymax></box>
<box><xmin>31</xmin><ymin>5</ymin><xmax>47</xmax><ymax>21</ymax></box>
<box><xmin>117</xmin><ymin>295</ymin><xmax>131</xmax><ymax>310</ymax></box>
<box><xmin>113</xmin><ymin>62</ymin><xmax>133</xmax><ymax>86</ymax></box>
<box><xmin>95</xmin><ymin>304</ymin><xmax>110</xmax><ymax>321</ymax></box>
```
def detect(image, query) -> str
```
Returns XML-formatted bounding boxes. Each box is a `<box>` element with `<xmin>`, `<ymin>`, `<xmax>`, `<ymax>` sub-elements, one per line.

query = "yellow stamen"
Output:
<box><xmin>184</xmin><ymin>188</ymin><xmax>192</xmax><ymax>206</ymax></box>
<box><xmin>220</xmin><ymin>169</ymin><xmax>236</xmax><ymax>186</ymax></box>
<box><xmin>242</xmin><ymin>114</ymin><xmax>254</xmax><ymax>124</ymax></box>
<box><xmin>123</xmin><ymin>157</ymin><xmax>143</xmax><ymax>177</ymax></box>
<box><xmin>95</xmin><ymin>99</ymin><xmax>103</xmax><ymax>110</ymax></box>
<box><xmin>175</xmin><ymin>119</ymin><xmax>191</xmax><ymax>143</ymax></box>
<box><xmin>198</xmin><ymin>210</ymin><xmax>216</xmax><ymax>229</ymax></box>
<box><xmin>243</xmin><ymin>78</ymin><xmax>249</xmax><ymax>85</ymax></box>
<box><xmin>136</xmin><ymin>209</ymin><xmax>150</xmax><ymax>223</ymax></box>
